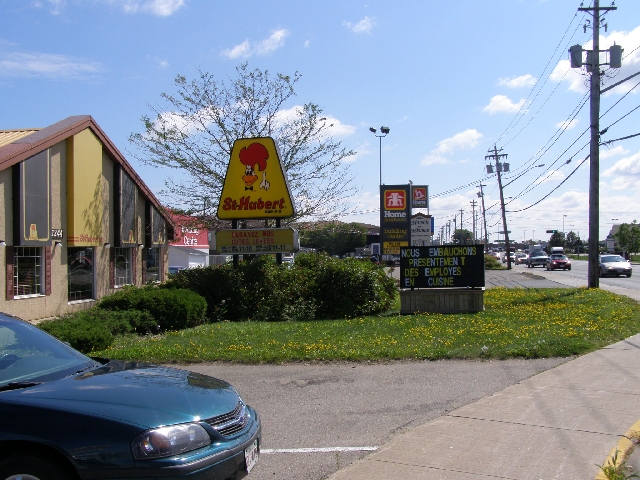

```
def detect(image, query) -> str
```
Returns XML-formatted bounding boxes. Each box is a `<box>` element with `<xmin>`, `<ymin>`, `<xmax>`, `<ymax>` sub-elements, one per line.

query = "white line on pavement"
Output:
<box><xmin>262</xmin><ymin>446</ymin><xmax>378</xmax><ymax>454</ymax></box>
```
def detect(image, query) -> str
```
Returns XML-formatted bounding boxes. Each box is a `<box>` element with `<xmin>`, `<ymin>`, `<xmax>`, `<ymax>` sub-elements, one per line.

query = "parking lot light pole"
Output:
<box><xmin>370</xmin><ymin>126</ymin><xmax>390</xmax><ymax>185</ymax></box>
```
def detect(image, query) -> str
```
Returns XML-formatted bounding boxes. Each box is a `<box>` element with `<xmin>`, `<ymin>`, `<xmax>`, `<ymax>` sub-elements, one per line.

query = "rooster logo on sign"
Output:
<box><xmin>239</xmin><ymin>142</ymin><xmax>270</xmax><ymax>191</ymax></box>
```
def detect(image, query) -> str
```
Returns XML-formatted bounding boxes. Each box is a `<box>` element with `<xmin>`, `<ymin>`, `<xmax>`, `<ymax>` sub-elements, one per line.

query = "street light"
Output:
<box><xmin>563</xmin><ymin>214</ymin><xmax>567</xmax><ymax>237</ymax></box>
<box><xmin>370</xmin><ymin>126</ymin><xmax>390</xmax><ymax>185</ymax></box>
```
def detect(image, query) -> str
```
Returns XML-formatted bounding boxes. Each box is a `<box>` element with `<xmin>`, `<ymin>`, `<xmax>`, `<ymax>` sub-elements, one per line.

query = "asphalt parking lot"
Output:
<box><xmin>184</xmin><ymin>357</ymin><xmax>568</xmax><ymax>480</ymax></box>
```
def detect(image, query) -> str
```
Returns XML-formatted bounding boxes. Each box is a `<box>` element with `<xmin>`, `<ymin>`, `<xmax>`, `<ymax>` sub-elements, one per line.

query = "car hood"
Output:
<box><xmin>603</xmin><ymin>261</ymin><xmax>630</xmax><ymax>267</ymax></box>
<box><xmin>4</xmin><ymin>361</ymin><xmax>241</xmax><ymax>429</ymax></box>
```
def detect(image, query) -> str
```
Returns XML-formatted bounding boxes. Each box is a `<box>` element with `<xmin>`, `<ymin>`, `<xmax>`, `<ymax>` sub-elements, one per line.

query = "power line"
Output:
<box><xmin>496</xmin><ymin>4</ymin><xmax>588</xmax><ymax>145</ymax></box>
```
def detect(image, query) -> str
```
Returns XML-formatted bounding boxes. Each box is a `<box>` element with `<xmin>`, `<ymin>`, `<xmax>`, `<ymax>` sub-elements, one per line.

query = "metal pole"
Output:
<box><xmin>588</xmin><ymin>0</ymin><xmax>601</xmax><ymax>288</ymax></box>
<box><xmin>379</xmin><ymin>135</ymin><xmax>382</xmax><ymax>186</ymax></box>
<box><xmin>479</xmin><ymin>184</ymin><xmax>488</xmax><ymax>245</ymax></box>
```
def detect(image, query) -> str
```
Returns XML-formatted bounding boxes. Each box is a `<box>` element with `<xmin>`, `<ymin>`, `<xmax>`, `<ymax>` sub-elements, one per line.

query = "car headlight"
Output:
<box><xmin>132</xmin><ymin>423</ymin><xmax>211</xmax><ymax>460</ymax></box>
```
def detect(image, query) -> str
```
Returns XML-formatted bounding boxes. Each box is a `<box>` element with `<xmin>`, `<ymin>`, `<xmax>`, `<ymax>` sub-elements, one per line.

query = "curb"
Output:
<box><xmin>595</xmin><ymin>419</ymin><xmax>640</xmax><ymax>479</ymax></box>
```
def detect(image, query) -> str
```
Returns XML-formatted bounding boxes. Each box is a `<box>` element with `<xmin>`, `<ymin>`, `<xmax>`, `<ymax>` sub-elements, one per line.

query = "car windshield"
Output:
<box><xmin>531</xmin><ymin>252</ymin><xmax>547</xmax><ymax>257</ymax></box>
<box><xmin>550</xmin><ymin>255</ymin><xmax>568</xmax><ymax>260</ymax></box>
<box><xmin>0</xmin><ymin>316</ymin><xmax>97</xmax><ymax>388</ymax></box>
<box><xmin>601</xmin><ymin>256</ymin><xmax>625</xmax><ymax>263</ymax></box>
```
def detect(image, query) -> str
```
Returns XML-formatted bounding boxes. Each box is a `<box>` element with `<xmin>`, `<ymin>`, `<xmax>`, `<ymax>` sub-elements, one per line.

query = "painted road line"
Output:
<box><xmin>262</xmin><ymin>446</ymin><xmax>378</xmax><ymax>454</ymax></box>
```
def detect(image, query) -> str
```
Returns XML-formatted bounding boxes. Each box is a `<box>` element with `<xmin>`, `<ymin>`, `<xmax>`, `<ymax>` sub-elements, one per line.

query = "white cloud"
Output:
<box><xmin>551</xmin><ymin>26</ymin><xmax>640</xmax><ymax>95</ymax></box>
<box><xmin>222</xmin><ymin>29</ymin><xmax>290</xmax><ymax>59</ymax></box>
<box><xmin>420</xmin><ymin>129</ymin><xmax>483</xmax><ymax>167</ymax></box>
<box><xmin>158</xmin><ymin>59</ymin><xmax>169</xmax><ymax>68</ymax></box>
<box><xmin>483</xmin><ymin>95</ymin><xmax>526</xmax><ymax>115</ymax></box>
<box><xmin>600</xmin><ymin>145</ymin><xmax>629</xmax><ymax>159</ymax></box>
<box><xmin>602</xmin><ymin>152</ymin><xmax>640</xmax><ymax>184</ymax></box>
<box><xmin>343</xmin><ymin>16</ymin><xmax>375</xmax><ymax>34</ymax></box>
<box><xmin>35</xmin><ymin>0</ymin><xmax>186</xmax><ymax>16</ymax></box>
<box><xmin>222</xmin><ymin>40</ymin><xmax>251</xmax><ymax>59</ymax></box>
<box><xmin>434</xmin><ymin>129</ymin><xmax>483</xmax><ymax>154</ymax></box>
<box><xmin>550</xmin><ymin>59</ymin><xmax>586</xmax><ymax>93</ymax></box>
<box><xmin>556</xmin><ymin>118</ymin><xmax>579</xmax><ymax>130</ymax></box>
<box><xmin>0</xmin><ymin>50</ymin><xmax>101</xmax><ymax>78</ymax></box>
<box><xmin>420</xmin><ymin>154</ymin><xmax>449</xmax><ymax>166</ymax></box>
<box><xmin>497</xmin><ymin>74</ymin><xmax>536</xmax><ymax>88</ymax></box>
<box><xmin>255</xmin><ymin>29</ymin><xmax>289</xmax><ymax>55</ymax></box>
<box><xmin>119</xmin><ymin>0</ymin><xmax>185</xmax><ymax>16</ymax></box>
<box><xmin>274</xmin><ymin>106</ymin><xmax>356</xmax><ymax>138</ymax></box>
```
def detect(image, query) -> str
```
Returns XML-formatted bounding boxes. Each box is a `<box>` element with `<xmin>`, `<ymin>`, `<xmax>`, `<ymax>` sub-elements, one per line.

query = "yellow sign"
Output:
<box><xmin>217</xmin><ymin>137</ymin><xmax>295</xmax><ymax>220</ymax></box>
<box><xmin>215</xmin><ymin>228</ymin><xmax>299</xmax><ymax>254</ymax></box>
<box><xmin>383</xmin><ymin>241</ymin><xmax>408</xmax><ymax>255</ymax></box>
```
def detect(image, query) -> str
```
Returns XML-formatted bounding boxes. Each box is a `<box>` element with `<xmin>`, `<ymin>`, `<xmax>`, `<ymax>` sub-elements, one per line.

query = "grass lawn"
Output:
<box><xmin>93</xmin><ymin>287</ymin><xmax>640</xmax><ymax>364</ymax></box>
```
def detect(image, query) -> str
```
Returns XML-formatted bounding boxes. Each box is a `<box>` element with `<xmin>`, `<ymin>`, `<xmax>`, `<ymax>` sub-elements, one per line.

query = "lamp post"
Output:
<box><xmin>563</xmin><ymin>214</ymin><xmax>567</xmax><ymax>240</ymax></box>
<box><xmin>369</xmin><ymin>126</ymin><xmax>390</xmax><ymax>185</ymax></box>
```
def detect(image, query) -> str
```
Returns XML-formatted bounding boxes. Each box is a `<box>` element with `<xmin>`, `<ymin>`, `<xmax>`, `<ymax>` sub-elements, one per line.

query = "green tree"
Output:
<box><xmin>452</xmin><ymin>229</ymin><xmax>473</xmax><ymax>245</ymax></box>
<box><xmin>548</xmin><ymin>231</ymin><xmax>565</xmax><ymax>247</ymax></box>
<box><xmin>299</xmin><ymin>222</ymin><xmax>367</xmax><ymax>256</ymax></box>
<box><xmin>565</xmin><ymin>230</ymin><xmax>580</xmax><ymax>248</ymax></box>
<box><xmin>614</xmin><ymin>221</ymin><xmax>640</xmax><ymax>254</ymax></box>
<box><xmin>129</xmin><ymin>63</ymin><xmax>357</xmax><ymax>224</ymax></box>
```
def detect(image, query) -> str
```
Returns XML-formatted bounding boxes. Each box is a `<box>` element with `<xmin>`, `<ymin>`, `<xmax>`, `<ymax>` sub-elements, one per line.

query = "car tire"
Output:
<box><xmin>599</xmin><ymin>268</ymin><xmax>605</xmax><ymax>278</ymax></box>
<box><xmin>0</xmin><ymin>454</ymin><xmax>73</xmax><ymax>480</ymax></box>
<box><xmin>627</xmin><ymin>273</ymin><xmax>632</xmax><ymax>278</ymax></box>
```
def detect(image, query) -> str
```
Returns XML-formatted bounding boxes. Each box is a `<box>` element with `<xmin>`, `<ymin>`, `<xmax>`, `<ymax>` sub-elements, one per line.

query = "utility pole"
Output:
<box><xmin>577</xmin><ymin>0</ymin><xmax>617</xmax><ymax>288</ymax></box>
<box><xmin>470</xmin><ymin>199</ymin><xmax>477</xmax><ymax>244</ymax></box>
<box><xmin>486</xmin><ymin>146</ymin><xmax>511</xmax><ymax>269</ymax></box>
<box><xmin>453</xmin><ymin>217</ymin><xmax>457</xmax><ymax>244</ymax></box>
<box><xmin>459</xmin><ymin>209</ymin><xmax>464</xmax><ymax>243</ymax></box>
<box><xmin>478</xmin><ymin>184</ymin><xmax>488</xmax><ymax>245</ymax></box>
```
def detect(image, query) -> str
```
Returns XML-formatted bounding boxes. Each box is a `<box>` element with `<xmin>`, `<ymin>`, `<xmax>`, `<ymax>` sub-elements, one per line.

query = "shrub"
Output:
<box><xmin>484</xmin><ymin>254</ymin><xmax>505</xmax><ymax>270</ymax></box>
<box><xmin>163</xmin><ymin>253</ymin><xmax>396</xmax><ymax>322</ymax></box>
<box><xmin>164</xmin><ymin>257</ymin><xmax>314</xmax><ymax>322</ymax></box>
<box><xmin>310</xmin><ymin>255</ymin><xmax>397</xmax><ymax>319</ymax></box>
<box><xmin>39</xmin><ymin>309</ymin><xmax>156</xmax><ymax>353</ymax></box>
<box><xmin>162</xmin><ymin>265</ymin><xmax>242</xmax><ymax>321</ymax></box>
<box><xmin>98</xmin><ymin>286</ymin><xmax>206</xmax><ymax>331</ymax></box>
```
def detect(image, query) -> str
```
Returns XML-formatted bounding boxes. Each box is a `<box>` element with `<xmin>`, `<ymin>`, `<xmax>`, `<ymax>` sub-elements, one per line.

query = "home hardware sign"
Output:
<box><xmin>400</xmin><ymin>245</ymin><xmax>485</xmax><ymax>288</ymax></box>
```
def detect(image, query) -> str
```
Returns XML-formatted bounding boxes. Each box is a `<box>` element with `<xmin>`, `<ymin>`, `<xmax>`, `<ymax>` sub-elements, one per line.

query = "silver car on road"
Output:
<box><xmin>599</xmin><ymin>254</ymin><xmax>632</xmax><ymax>277</ymax></box>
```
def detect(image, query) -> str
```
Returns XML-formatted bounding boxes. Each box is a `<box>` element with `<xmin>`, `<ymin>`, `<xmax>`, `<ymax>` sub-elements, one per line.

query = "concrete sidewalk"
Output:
<box><xmin>330</xmin><ymin>269</ymin><xmax>640</xmax><ymax>479</ymax></box>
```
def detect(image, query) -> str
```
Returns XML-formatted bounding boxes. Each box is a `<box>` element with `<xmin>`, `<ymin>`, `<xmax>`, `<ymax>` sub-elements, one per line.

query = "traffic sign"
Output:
<box><xmin>546</xmin><ymin>230</ymin><xmax>558</xmax><ymax>233</ymax></box>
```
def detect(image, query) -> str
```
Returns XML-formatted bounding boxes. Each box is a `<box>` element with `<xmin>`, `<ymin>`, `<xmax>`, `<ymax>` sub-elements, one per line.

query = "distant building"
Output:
<box><xmin>168</xmin><ymin>213</ymin><xmax>211</xmax><ymax>269</ymax></box>
<box><xmin>0</xmin><ymin>116</ymin><xmax>175</xmax><ymax>322</ymax></box>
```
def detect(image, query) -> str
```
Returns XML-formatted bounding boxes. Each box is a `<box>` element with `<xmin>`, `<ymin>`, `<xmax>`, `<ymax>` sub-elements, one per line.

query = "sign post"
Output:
<box><xmin>216</xmin><ymin>137</ymin><xmax>297</xmax><ymax>266</ymax></box>
<box><xmin>380</xmin><ymin>185</ymin><xmax>411</xmax><ymax>261</ymax></box>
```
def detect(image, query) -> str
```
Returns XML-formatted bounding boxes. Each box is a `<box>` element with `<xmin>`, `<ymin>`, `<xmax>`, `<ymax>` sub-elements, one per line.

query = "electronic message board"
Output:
<box><xmin>216</xmin><ymin>228</ymin><xmax>299</xmax><ymax>254</ymax></box>
<box><xmin>400</xmin><ymin>245</ymin><xmax>485</xmax><ymax>288</ymax></box>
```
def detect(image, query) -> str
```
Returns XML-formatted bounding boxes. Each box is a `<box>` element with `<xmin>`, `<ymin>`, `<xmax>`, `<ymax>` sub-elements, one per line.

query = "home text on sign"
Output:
<box><xmin>399</xmin><ymin>245</ymin><xmax>485</xmax><ymax>288</ymax></box>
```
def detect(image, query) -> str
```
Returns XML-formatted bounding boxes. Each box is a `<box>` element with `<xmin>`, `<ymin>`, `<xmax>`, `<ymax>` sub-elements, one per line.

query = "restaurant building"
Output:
<box><xmin>0</xmin><ymin>116</ymin><xmax>175</xmax><ymax>322</ymax></box>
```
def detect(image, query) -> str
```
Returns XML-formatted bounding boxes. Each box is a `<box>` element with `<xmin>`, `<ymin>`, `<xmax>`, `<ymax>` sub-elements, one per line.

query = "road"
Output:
<box><xmin>516</xmin><ymin>257</ymin><xmax>640</xmax><ymax>290</ymax></box>
<box><xmin>182</xmin><ymin>359</ymin><xmax>567</xmax><ymax>480</ymax></box>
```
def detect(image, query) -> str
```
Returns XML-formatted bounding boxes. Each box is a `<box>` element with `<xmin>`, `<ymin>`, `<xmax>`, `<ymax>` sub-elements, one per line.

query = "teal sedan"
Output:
<box><xmin>0</xmin><ymin>313</ymin><xmax>261</xmax><ymax>480</ymax></box>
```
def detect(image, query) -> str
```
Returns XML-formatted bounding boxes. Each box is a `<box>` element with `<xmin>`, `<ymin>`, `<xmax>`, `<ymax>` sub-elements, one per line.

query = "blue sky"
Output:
<box><xmin>2</xmin><ymin>0</ymin><xmax>640</xmax><ymax>243</ymax></box>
